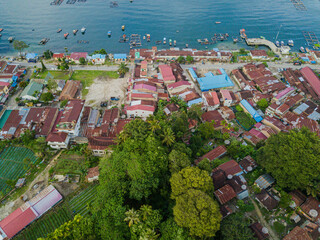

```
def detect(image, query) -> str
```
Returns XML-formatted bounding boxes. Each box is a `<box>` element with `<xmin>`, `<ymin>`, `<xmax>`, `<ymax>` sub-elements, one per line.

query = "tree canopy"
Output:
<box><xmin>257</xmin><ymin>127</ymin><xmax>320</xmax><ymax>195</ymax></box>
<box><xmin>220</xmin><ymin>213</ymin><xmax>254</xmax><ymax>240</ymax></box>
<box><xmin>13</xmin><ymin>40</ymin><xmax>29</xmax><ymax>56</ymax></box>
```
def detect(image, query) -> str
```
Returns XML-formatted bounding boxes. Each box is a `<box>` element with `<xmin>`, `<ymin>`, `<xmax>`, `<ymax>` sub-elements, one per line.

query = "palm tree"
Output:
<box><xmin>140</xmin><ymin>228</ymin><xmax>159</xmax><ymax>240</ymax></box>
<box><xmin>147</xmin><ymin>118</ymin><xmax>160</xmax><ymax>133</ymax></box>
<box><xmin>139</xmin><ymin>205</ymin><xmax>153</xmax><ymax>221</ymax></box>
<box><xmin>118</xmin><ymin>63</ymin><xmax>129</xmax><ymax>76</ymax></box>
<box><xmin>161</xmin><ymin>127</ymin><xmax>175</xmax><ymax>146</ymax></box>
<box><xmin>124</xmin><ymin>209</ymin><xmax>140</xmax><ymax>227</ymax></box>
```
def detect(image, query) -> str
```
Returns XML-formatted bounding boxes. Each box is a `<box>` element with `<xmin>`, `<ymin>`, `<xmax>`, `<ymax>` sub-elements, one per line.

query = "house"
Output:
<box><xmin>126</xmin><ymin>105</ymin><xmax>155</xmax><ymax>118</ymax></box>
<box><xmin>113</xmin><ymin>53</ymin><xmax>127</xmax><ymax>62</ymax></box>
<box><xmin>0</xmin><ymin>185</ymin><xmax>62</xmax><ymax>240</ymax></box>
<box><xmin>227</xmin><ymin>175</ymin><xmax>249</xmax><ymax>200</ymax></box>
<box><xmin>300</xmin><ymin>197</ymin><xmax>320</xmax><ymax>222</ymax></box>
<box><xmin>140</xmin><ymin>61</ymin><xmax>148</xmax><ymax>77</ymax></box>
<box><xmin>202</xmin><ymin>91</ymin><xmax>220</xmax><ymax>110</ymax></box>
<box><xmin>57</xmin><ymin>80</ymin><xmax>66</xmax><ymax>92</ymax></box>
<box><xmin>196</xmin><ymin>145</ymin><xmax>227</xmax><ymax>164</ymax></box>
<box><xmin>240</xmin><ymin>99</ymin><xmax>263</xmax><ymax>122</ymax></box>
<box><xmin>283</xmin><ymin>226</ymin><xmax>312</xmax><ymax>240</ymax></box>
<box><xmin>158</xmin><ymin>65</ymin><xmax>176</xmax><ymax>84</ymax></box>
<box><xmin>20</xmin><ymin>81</ymin><xmax>43</xmax><ymax>100</ymax></box>
<box><xmin>272</xmin><ymin>87</ymin><xmax>295</xmax><ymax>102</ymax></box>
<box><xmin>167</xmin><ymin>81</ymin><xmax>191</xmax><ymax>96</ymax></box>
<box><xmin>255</xmin><ymin>190</ymin><xmax>279</xmax><ymax>211</ymax></box>
<box><xmin>220</xmin><ymin>205</ymin><xmax>233</xmax><ymax>219</ymax></box>
<box><xmin>239</xmin><ymin>155</ymin><xmax>258</xmax><ymax>173</ymax></box>
<box><xmin>90</xmin><ymin>54</ymin><xmax>106</xmax><ymax>64</ymax></box>
<box><xmin>211</xmin><ymin>168</ymin><xmax>227</xmax><ymax>189</ymax></box>
<box><xmin>249</xmin><ymin>222</ymin><xmax>269</xmax><ymax>240</ymax></box>
<box><xmin>201</xmin><ymin>110</ymin><xmax>224</xmax><ymax>129</ymax></box>
<box><xmin>289</xmin><ymin>190</ymin><xmax>306</xmax><ymax>209</ymax></box>
<box><xmin>300</xmin><ymin>67</ymin><xmax>320</xmax><ymax>99</ymax></box>
<box><xmin>46</xmin><ymin>132</ymin><xmax>70</xmax><ymax>149</ymax></box>
<box><xmin>249</xmin><ymin>50</ymin><xmax>268</xmax><ymax>59</ymax></box>
<box><xmin>219</xmin><ymin>106</ymin><xmax>235</xmax><ymax>120</ymax></box>
<box><xmin>86</xmin><ymin>166</ymin><xmax>99</xmax><ymax>182</ymax></box>
<box><xmin>0</xmin><ymin>82</ymin><xmax>10</xmax><ymax>95</ymax></box>
<box><xmin>56</xmin><ymin>99</ymin><xmax>85</xmax><ymax>136</ymax></box>
<box><xmin>69</xmin><ymin>52</ymin><xmax>88</xmax><ymax>63</ymax></box>
<box><xmin>59</xmin><ymin>80</ymin><xmax>81</xmax><ymax>101</ymax></box>
<box><xmin>255</xmin><ymin>174</ymin><xmax>275</xmax><ymax>189</ymax></box>
<box><xmin>52</xmin><ymin>53</ymin><xmax>64</xmax><ymax>59</ymax></box>
<box><xmin>218</xmin><ymin>160</ymin><xmax>243</xmax><ymax>177</ymax></box>
<box><xmin>26</xmin><ymin>53</ymin><xmax>38</xmax><ymax>62</ymax></box>
<box><xmin>214</xmin><ymin>184</ymin><xmax>237</xmax><ymax>205</ymax></box>
<box><xmin>220</xmin><ymin>89</ymin><xmax>233</xmax><ymax>107</ymax></box>
<box><xmin>164</xmin><ymin>103</ymin><xmax>179</xmax><ymax>116</ymax></box>
<box><xmin>196</xmin><ymin>69</ymin><xmax>234</xmax><ymax>92</ymax></box>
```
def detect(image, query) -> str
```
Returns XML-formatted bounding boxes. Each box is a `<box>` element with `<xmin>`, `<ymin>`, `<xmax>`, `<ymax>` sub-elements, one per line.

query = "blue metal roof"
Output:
<box><xmin>188</xmin><ymin>98</ymin><xmax>203</xmax><ymax>107</ymax></box>
<box><xmin>255</xmin><ymin>174</ymin><xmax>275</xmax><ymax>189</ymax></box>
<box><xmin>114</xmin><ymin>53</ymin><xmax>127</xmax><ymax>59</ymax></box>
<box><xmin>196</xmin><ymin>68</ymin><xmax>234</xmax><ymax>91</ymax></box>
<box><xmin>188</xmin><ymin>68</ymin><xmax>198</xmax><ymax>79</ymax></box>
<box><xmin>91</xmin><ymin>54</ymin><xmax>106</xmax><ymax>59</ymax></box>
<box><xmin>240</xmin><ymin>99</ymin><xmax>263</xmax><ymax>122</ymax></box>
<box><xmin>26</xmin><ymin>53</ymin><xmax>38</xmax><ymax>60</ymax></box>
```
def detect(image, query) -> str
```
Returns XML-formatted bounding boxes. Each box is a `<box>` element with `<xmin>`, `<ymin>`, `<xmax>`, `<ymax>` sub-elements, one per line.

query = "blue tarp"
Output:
<box><xmin>11</xmin><ymin>82</ymin><xmax>17</xmax><ymax>87</ymax></box>
<box><xmin>26</xmin><ymin>53</ymin><xmax>38</xmax><ymax>60</ymax></box>
<box><xmin>240</xmin><ymin>99</ymin><xmax>263</xmax><ymax>122</ymax></box>
<box><xmin>114</xmin><ymin>53</ymin><xmax>127</xmax><ymax>60</ymax></box>
<box><xmin>12</xmin><ymin>75</ymin><xmax>18</xmax><ymax>82</ymax></box>
<box><xmin>196</xmin><ymin>68</ymin><xmax>234</xmax><ymax>91</ymax></box>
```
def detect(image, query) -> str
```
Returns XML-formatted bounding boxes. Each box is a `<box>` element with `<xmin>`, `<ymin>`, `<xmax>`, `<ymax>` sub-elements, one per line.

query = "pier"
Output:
<box><xmin>245</xmin><ymin>38</ymin><xmax>286</xmax><ymax>54</ymax></box>
<box><xmin>302</xmin><ymin>31</ymin><xmax>319</xmax><ymax>49</ymax></box>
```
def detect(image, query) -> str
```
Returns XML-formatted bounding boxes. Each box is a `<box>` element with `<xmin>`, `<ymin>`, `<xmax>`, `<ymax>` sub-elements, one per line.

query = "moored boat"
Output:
<box><xmin>215</xmin><ymin>21</ymin><xmax>221</xmax><ymax>24</ymax></box>
<box><xmin>163</xmin><ymin>37</ymin><xmax>166</xmax><ymax>44</ymax></box>
<box><xmin>169</xmin><ymin>39</ymin><xmax>172</xmax><ymax>46</ymax></box>
<box><xmin>73</xmin><ymin>29</ymin><xmax>78</xmax><ymax>35</ymax></box>
<box><xmin>281</xmin><ymin>41</ymin><xmax>284</xmax><ymax>46</ymax></box>
<box><xmin>288</xmin><ymin>40</ymin><xmax>294</xmax><ymax>46</ymax></box>
<box><xmin>39</xmin><ymin>38</ymin><xmax>50</xmax><ymax>45</ymax></box>
<box><xmin>81</xmin><ymin>27</ymin><xmax>86</xmax><ymax>34</ymax></box>
<box><xmin>64</xmin><ymin>33</ymin><xmax>69</xmax><ymax>39</ymax></box>
<box><xmin>108</xmin><ymin>31</ymin><xmax>112</xmax><ymax>37</ymax></box>
<box><xmin>8</xmin><ymin>36</ymin><xmax>15</xmax><ymax>42</ymax></box>
<box><xmin>305</xmin><ymin>47</ymin><xmax>310</xmax><ymax>53</ymax></box>
<box><xmin>57</xmin><ymin>28</ymin><xmax>62</xmax><ymax>33</ymax></box>
<box><xmin>173</xmin><ymin>40</ymin><xmax>176</xmax><ymax>46</ymax></box>
<box><xmin>122</xmin><ymin>25</ymin><xmax>125</xmax><ymax>31</ymax></box>
<box><xmin>300</xmin><ymin>46</ymin><xmax>305</xmax><ymax>53</ymax></box>
<box><xmin>0</xmin><ymin>28</ymin><xmax>3</xmax><ymax>32</ymax></box>
<box><xmin>146</xmin><ymin>34</ymin><xmax>150</xmax><ymax>42</ymax></box>
<box><xmin>185</xmin><ymin>43</ymin><xmax>189</xmax><ymax>48</ymax></box>
<box><xmin>240</xmin><ymin>29</ymin><xmax>247</xmax><ymax>39</ymax></box>
<box><xmin>275</xmin><ymin>41</ymin><xmax>280</xmax><ymax>47</ymax></box>
<box><xmin>233</xmin><ymin>37</ymin><xmax>238</xmax><ymax>43</ymax></box>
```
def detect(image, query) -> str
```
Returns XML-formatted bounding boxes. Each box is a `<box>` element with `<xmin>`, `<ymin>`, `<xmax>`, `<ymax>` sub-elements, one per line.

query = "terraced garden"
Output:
<box><xmin>0</xmin><ymin>146</ymin><xmax>38</xmax><ymax>194</ymax></box>
<box><xmin>14</xmin><ymin>184</ymin><xmax>98</xmax><ymax>240</ymax></box>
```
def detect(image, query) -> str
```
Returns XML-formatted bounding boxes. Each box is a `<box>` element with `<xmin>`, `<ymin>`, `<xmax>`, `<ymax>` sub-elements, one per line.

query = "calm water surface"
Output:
<box><xmin>1</xmin><ymin>0</ymin><xmax>320</xmax><ymax>55</ymax></box>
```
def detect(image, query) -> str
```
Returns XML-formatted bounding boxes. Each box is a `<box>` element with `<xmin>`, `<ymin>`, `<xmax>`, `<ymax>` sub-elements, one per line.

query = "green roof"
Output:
<box><xmin>21</xmin><ymin>81</ymin><xmax>43</xmax><ymax>97</ymax></box>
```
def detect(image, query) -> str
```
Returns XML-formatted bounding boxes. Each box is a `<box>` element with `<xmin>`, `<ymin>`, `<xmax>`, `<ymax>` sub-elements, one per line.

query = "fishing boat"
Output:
<box><xmin>39</xmin><ymin>38</ymin><xmax>50</xmax><ymax>45</ymax></box>
<box><xmin>0</xmin><ymin>28</ymin><xmax>3</xmax><ymax>32</ymax></box>
<box><xmin>143</xmin><ymin>36</ymin><xmax>146</xmax><ymax>40</ymax></box>
<box><xmin>280</xmin><ymin>41</ymin><xmax>284</xmax><ymax>46</ymax></box>
<box><xmin>108</xmin><ymin>31</ymin><xmax>112</xmax><ymax>37</ymax></box>
<box><xmin>176</xmin><ymin>30</ymin><xmax>179</xmax><ymax>33</ymax></box>
<box><xmin>57</xmin><ymin>28</ymin><xmax>62</xmax><ymax>33</ymax></box>
<box><xmin>81</xmin><ymin>27</ymin><xmax>86</xmax><ymax>34</ymax></box>
<box><xmin>156</xmin><ymin>40</ymin><xmax>162</xmax><ymax>45</ymax></box>
<box><xmin>163</xmin><ymin>37</ymin><xmax>166</xmax><ymax>44</ymax></box>
<box><xmin>173</xmin><ymin>40</ymin><xmax>176</xmax><ymax>46</ymax></box>
<box><xmin>130</xmin><ymin>0</ymin><xmax>133</xmax><ymax>2</ymax></box>
<box><xmin>233</xmin><ymin>37</ymin><xmax>238</xmax><ymax>43</ymax></box>
<box><xmin>300</xmin><ymin>46</ymin><xmax>305</xmax><ymax>53</ymax></box>
<box><xmin>122</xmin><ymin>25</ymin><xmax>125</xmax><ymax>31</ymax></box>
<box><xmin>260</xmin><ymin>36</ymin><xmax>266</xmax><ymax>39</ymax></box>
<box><xmin>146</xmin><ymin>34</ymin><xmax>150</xmax><ymax>42</ymax></box>
<box><xmin>275</xmin><ymin>41</ymin><xmax>280</xmax><ymax>47</ymax></box>
<box><xmin>169</xmin><ymin>39</ymin><xmax>172</xmax><ymax>46</ymax></box>
<box><xmin>288</xmin><ymin>40</ymin><xmax>294</xmax><ymax>47</ymax></box>
<box><xmin>305</xmin><ymin>47</ymin><xmax>310</xmax><ymax>53</ymax></box>
<box><xmin>64</xmin><ymin>33</ymin><xmax>69</xmax><ymax>39</ymax></box>
<box><xmin>215</xmin><ymin>21</ymin><xmax>221</xmax><ymax>24</ymax></box>
<box><xmin>0</xmin><ymin>34</ymin><xmax>2</xmax><ymax>38</ymax></box>
<box><xmin>73</xmin><ymin>29</ymin><xmax>78</xmax><ymax>35</ymax></box>
<box><xmin>8</xmin><ymin>36</ymin><xmax>14</xmax><ymax>42</ymax></box>
<box><xmin>185</xmin><ymin>43</ymin><xmax>189</xmax><ymax>48</ymax></box>
<box><xmin>240</xmin><ymin>29</ymin><xmax>247</xmax><ymax>39</ymax></box>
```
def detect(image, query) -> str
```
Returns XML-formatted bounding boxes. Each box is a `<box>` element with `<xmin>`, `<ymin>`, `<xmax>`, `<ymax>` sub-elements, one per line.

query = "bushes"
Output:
<box><xmin>235</xmin><ymin>112</ymin><xmax>256</xmax><ymax>130</ymax></box>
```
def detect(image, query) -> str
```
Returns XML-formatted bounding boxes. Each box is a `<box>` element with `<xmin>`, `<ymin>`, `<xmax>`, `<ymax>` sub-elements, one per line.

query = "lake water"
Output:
<box><xmin>1</xmin><ymin>0</ymin><xmax>320</xmax><ymax>55</ymax></box>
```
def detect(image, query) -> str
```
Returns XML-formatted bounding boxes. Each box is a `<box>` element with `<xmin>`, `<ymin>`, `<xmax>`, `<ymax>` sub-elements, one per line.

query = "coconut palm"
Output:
<box><xmin>124</xmin><ymin>209</ymin><xmax>140</xmax><ymax>227</ymax></box>
<box><xmin>139</xmin><ymin>205</ymin><xmax>153</xmax><ymax>221</ymax></box>
<box><xmin>140</xmin><ymin>228</ymin><xmax>159</xmax><ymax>240</ymax></box>
<box><xmin>161</xmin><ymin>127</ymin><xmax>175</xmax><ymax>146</ymax></box>
<box><xmin>147</xmin><ymin>118</ymin><xmax>160</xmax><ymax>133</ymax></box>
<box><xmin>118</xmin><ymin>62</ymin><xmax>129</xmax><ymax>76</ymax></box>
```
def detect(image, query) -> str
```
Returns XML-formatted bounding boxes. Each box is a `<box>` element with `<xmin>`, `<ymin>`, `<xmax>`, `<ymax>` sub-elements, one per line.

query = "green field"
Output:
<box><xmin>71</xmin><ymin>70</ymin><xmax>119</xmax><ymax>96</ymax></box>
<box><xmin>33</xmin><ymin>70</ymin><xmax>71</xmax><ymax>80</ymax></box>
<box><xmin>235</xmin><ymin>112</ymin><xmax>256</xmax><ymax>130</ymax></box>
<box><xmin>0</xmin><ymin>146</ymin><xmax>38</xmax><ymax>194</ymax></box>
<box><xmin>53</xmin><ymin>153</ymin><xmax>86</xmax><ymax>176</ymax></box>
<box><xmin>14</xmin><ymin>184</ymin><xmax>98</xmax><ymax>240</ymax></box>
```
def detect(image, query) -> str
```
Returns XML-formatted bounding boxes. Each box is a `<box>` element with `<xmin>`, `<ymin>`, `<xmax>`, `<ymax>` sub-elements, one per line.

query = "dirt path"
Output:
<box><xmin>250</xmin><ymin>196</ymin><xmax>279</xmax><ymax>240</ymax></box>
<box><xmin>0</xmin><ymin>151</ymin><xmax>62</xmax><ymax>220</ymax></box>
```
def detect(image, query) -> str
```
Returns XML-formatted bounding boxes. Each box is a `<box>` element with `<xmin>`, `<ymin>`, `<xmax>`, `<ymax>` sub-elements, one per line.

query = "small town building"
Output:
<box><xmin>283</xmin><ymin>226</ymin><xmax>312</xmax><ymax>240</ymax></box>
<box><xmin>196</xmin><ymin>69</ymin><xmax>234</xmax><ymax>92</ymax></box>
<box><xmin>218</xmin><ymin>160</ymin><xmax>243</xmax><ymax>177</ymax></box>
<box><xmin>196</xmin><ymin>145</ymin><xmax>227</xmax><ymax>164</ymax></box>
<box><xmin>249</xmin><ymin>222</ymin><xmax>269</xmax><ymax>240</ymax></box>
<box><xmin>255</xmin><ymin>174</ymin><xmax>275</xmax><ymax>189</ymax></box>
<box><xmin>158</xmin><ymin>65</ymin><xmax>176</xmax><ymax>84</ymax></box>
<box><xmin>255</xmin><ymin>189</ymin><xmax>279</xmax><ymax>211</ymax></box>
<box><xmin>220</xmin><ymin>89</ymin><xmax>233</xmax><ymax>107</ymax></box>
<box><xmin>113</xmin><ymin>53</ymin><xmax>127</xmax><ymax>62</ymax></box>
<box><xmin>214</xmin><ymin>184</ymin><xmax>237</xmax><ymax>205</ymax></box>
<box><xmin>90</xmin><ymin>54</ymin><xmax>106</xmax><ymax>64</ymax></box>
<box><xmin>239</xmin><ymin>155</ymin><xmax>258</xmax><ymax>173</ymax></box>
<box><xmin>126</xmin><ymin>105</ymin><xmax>155</xmax><ymax>118</ymax></box>
<box><xmin>20</xmin><ymin>81</ymin><xmax>43</xmax><ymax>101</ymax></box>
<box><xmin>46</xmin><ymin>132</ymin><xmax>70</xmax><ymax>149</ymax></box>
<box><xmin>249</xmin><ymin>50</ymin><xmax>269</xmax><ymax>59</ymax></box>
<box><xmin>86</xmin><ymin>166</ymin><xmax>99</xmax><ymax>182</ymax></box>
<box><xmin>52</xmin><ymin>53</ymin><xmax>64</xmax><ymax>59</ymax></box>
<box><xmin>68</xmin><ymin>52</ymin><xmax>88</xmax><ymax>63</ymax></box>
<box><xmin>59</xmin><ymin>80</ymin><xmax>81</xmax><ymax>101</ymax></box>
<box><xmin>240</xmin><ymin>99</ymin><xmax>263</xmax><ymax>122</ymax></box>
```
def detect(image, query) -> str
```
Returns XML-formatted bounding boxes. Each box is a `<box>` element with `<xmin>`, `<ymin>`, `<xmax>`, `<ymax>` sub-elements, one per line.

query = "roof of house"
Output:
<box><xmin>198</xmin><ymin>145</ymin><xmax>227</xmax><ymax>163</ymax></box>
<box><xmin>256</xmin><ymin>190</ymin><xmax>278</xmax><ymax>211</ymax></box>
<box><xmin>274</xmin><ymin>87</ymin><xmax>295</xmax><ymax>100</ymax></box>
<box><xmin>218</xmin><ymin>160</ymin><xmax>243</xmax><ymax>176</ymax></box>
<box><xmin>59</xmin><ymin>80</ymin><xmax>81</xmax><ymax>100</ymax></box>
<box><xmin>20</xmin><ymin>81</ymin><xmax>43</xmax><ymax>98</ymax></box>
<box><xmin>250</xmin><ymin>222</ymin><xmax>269</xmax><ymax>240</ymax></box>
<box><xmin>201</xmin><ymin>110</ymin><xmax>224</xmax><ymax>124</ymax></box>
<box><xmin>3</xmin><ymin>64</ymin><xmax>18</xmax><ymax>74</ymax></box>
<box><xmin>158</xmin><ymin>65</ymin><xmax>176</xmax><ymax>82</ymax></box>
<box><xmin>59</xmin><ymin>99</ymin><xmax>85</xmax><ymax>124</ymax></box>
<box><xmin>240</xmin><ymin>99</ymin><xmax>263</xmax><ymax>122</ymax></box>
<box><xmin>300</xmin><ymin>67</ymin><xmax>320</xmax><ymax>98</ymax></box>
<box><xmin>86</xmin><ymin>166</ymin><xmax>99</xmax><ymax>179</ymax></box>
<box><xmin>300</xmin><ymin>197</ymin><xmax>320</xmax><ymax>221</ymax></box>
<box><xmin>46</xmin><ymin>132</ymin><xmax>68</xmax><ymax>142</ymax></box>
<box><xmin>214</xmin><ymin>184</ymin><xmax>237</xmax><ymax>204</ymax></box>
<box><xmin>69</xmin><ymin>52</ymin><xmax>88</xmax><ymax>61</ymax></box>
<box><xmin>197</xmin><ymin>69</ymin><xmax>234</xmax><ymax>91</ymax></box>
<box><xmin>250</xmin><ymin>49</ymin><xmax>268</xmax><ymax>57</ymax></box>
<box><xmin>220</xmin><ymin>89</ymin><xmax>232</xmax><ymax>100</ymax></box>
<box><xmin>113</xmin><ymin>53</ymin><xmax>127</xmax><ymax>59</ymax></box>
<box><xmin>167</xmin><ymin>80</ymin><xmax>191</xmax><ymax>89</ymax></box>
<box><xmin>283</xmin><ymin>226</ymin><xmax>312</xmax><ymax>240</ymax></box>
<box><xmin>211</xmin><ymin>168</ymin><xmax>227</xmax><ymax>189</ymax></box>
<box><xmin>164</xmin><ymin>103</ymin><xmax>179</xmax><ymax>115</ymax></box>
<box><xmin>239</xmin><ymin>155</ymin><xmax>258</xmax><ymax>172</ymax></box>
<box><xmin>26</xmin><ymin>53</ymin><xmax>38</xmax><ymax>59</ymax></box>
<box><xmin>126</xmin><ymin>105</ymin><xmax>155</xmax><ymax>112</ymax></box>
<box><xmin>255</xmin><ymin>174</ymin><xmax>275</xmax><ymax>189</ymax></box>
<box><xmin>134</xmin><ymin>83</ymin><xmax>157</xmax><ymax>92</ymax></box>
<box><xmin>52</xmin><ymin>53</ymin><xmax>64</xmax><ymax>58</ymax></box>
<box><xmin>289</xmin><ymin>190</ymin><xmax>306</xmax><ymax>208</ymax></box>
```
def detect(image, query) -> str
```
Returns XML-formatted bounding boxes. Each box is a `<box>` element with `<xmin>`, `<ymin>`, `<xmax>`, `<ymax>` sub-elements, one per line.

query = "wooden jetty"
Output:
<box><xmin>119</xmin><ymin>35</ymin><xmax>129</xmax><ymax>43</ymax></box>
<box><xmin>290</xmin><ymin>0</ymin><xmax>307</xmax><ymax>11</ymax></box>
<box><xmin>302</xmin><ymin>31</ymin><xmax>319</xmax><ymax>48</ymax></box>
<box><xmin>130</xmin><ymin>34</ymin><xmax>142</xmax><ymax>48</ymax></box>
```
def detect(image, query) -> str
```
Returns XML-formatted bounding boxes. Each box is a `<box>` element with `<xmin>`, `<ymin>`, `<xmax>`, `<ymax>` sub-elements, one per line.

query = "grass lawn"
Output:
<box><xmin>71</xmin><ymin>70</ymin><xmax>119</xmax><ymax>96</ymax></box>
<box><xmin>235</xmin><ymin>112</ymin><xmax>256</xmax><ymax>130</ymax></box>
<box><xmin>33</xmin><ymin>70</ymin><xmax>71</xmax><ymax>80</ymax></box>
<box><xmin>53</xmin><ymin>153</ymin><xmax>86</xmax><ymax>176</ymax></box>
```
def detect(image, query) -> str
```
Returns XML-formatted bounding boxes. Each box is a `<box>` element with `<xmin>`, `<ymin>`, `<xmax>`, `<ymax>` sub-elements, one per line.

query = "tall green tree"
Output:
<box><xmin>186</xmin><ymin>55</ymin><xmax>194</xmax><ymax>64</ymax></box>
<box><xmin>257</xmin><ymin>98</ymin><xmax>269</xmax><ymax>111</ymax></box>
<box><xmin>160</xmin><ymin>218</ymin><xmax>194</xmax><ymax>240</ymax></box>
<box><xmin>118</xmin><ymin>62</ymin><xmax>129</xmax><ymax>76</ymax></box>
<box><xmin>257</xmin><ymin>127</ymin><xmax>320</xmax><ymax>195</ymax></box>
<box><xmin>161</xmin><ymin>127</ymin><xmax>175</xmax><ymax>146</ymax></box>
<box><xmin>220</xmin><ymin>213</ymin><xmax>254</xmax><ymax>240</ymax></box>
<box><xmin>13</xmin><ymin>40</ymin><xmax>29</xmax><ymax>57</ymax></box>
<box><xmin>168</xmin><ymin>150</ymin><xmax>191</xmax><ymax>173</ymax></box>
<box><xmin>173</xmin><ymin>189</ymin><xmax>221</xmax><ymax>238</ymax></box>
<box><xmin>125</xmin><ymin>209</ymin><xmax>140</xmax><ymax>227</ymax></box>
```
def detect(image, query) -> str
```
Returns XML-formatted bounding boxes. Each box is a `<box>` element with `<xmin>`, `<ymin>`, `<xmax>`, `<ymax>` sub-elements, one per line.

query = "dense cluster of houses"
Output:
<box><xmin>51</xmin><ymin>52</ymin><xmax>128</xmax><ymax>64</ymax></box>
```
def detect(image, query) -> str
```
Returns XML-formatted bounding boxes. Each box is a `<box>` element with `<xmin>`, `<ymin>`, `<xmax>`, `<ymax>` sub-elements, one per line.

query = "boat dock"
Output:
<box><xmin>130</xmin><ymin>34</ymin><xmax>142</xmax><ymax>48</ymax></box>
<box><xmin>290</xmin><ymin>0</ymin><xmax>307</xmax><ymax>11</ymax></box>
<box><xmin>302</xmin><ymin>31</ymin><xmax>319</xmax><ymax>48</ymax></box>
<box><xmin>50</xmin><ymin>0</ymin><xmax>64</xmax><ymax>5</ymax></box>
<box><xmin>245</xmin><ymin>38</ymin><xmax>284</xmax><ymax>54</ymax></box>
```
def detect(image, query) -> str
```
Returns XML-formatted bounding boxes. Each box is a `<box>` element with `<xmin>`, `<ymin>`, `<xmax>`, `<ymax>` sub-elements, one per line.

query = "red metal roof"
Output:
<box><xmin>158</xmin><ymin>65</ymin><xmax>176</xmax><ymax>82</ymax></box>
<box><xmin>59</xmin><ymin>99</ymin><xmax>84</xmax><ymax>124</ymax></box>
<box><xmin>46</xmin><ymin>132</ymin><xmax>68</xmax><ymax>142</ymax></box>
<box><xmin>69</xmin><ymin>52</ymin><xmax>88</xmax><ymax>61</ymax></box>
<box><xmin>52</xmin><ymin>53</ymin><xmax>64</xmax><ymax>58</ymax></box>
<box><xmin>214</xmin><ymin>184</ymin><xmax>237</xmax><ymax>205</ymax></box>
<box><xmin>300</xmin><ymin>67</ymin><xmax>320</xmax><ymax>98</ymax></box>
<box><xmin>167</xmin><ymin>80</ymin><xmax>191</xmax><ymax>89</ymax></box>
<box><xmin>126</xmin><ymin>105</ymin><xmax>155</xmax><ymax>112</ymax></box>
<box><xmin>218</xmin><ymin>160</ymin><xmax>243</xmax><ymax>176</ymax></box>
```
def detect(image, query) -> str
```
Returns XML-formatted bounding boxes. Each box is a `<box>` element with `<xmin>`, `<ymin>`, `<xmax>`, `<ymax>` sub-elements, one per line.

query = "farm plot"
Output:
<box><xmin>14</xmin><ymin>207</ymin><xmax>72</xmax><ymax>240</ymax></box>
<box><xmin>69</xmin><ymin>184</ymin><xmax>98</xmax><ymax>216</ymax></box>
<box><xmin>0</xmin><ymin>146</ymin><xmax>38</xmax><ymax>194</ymax></box>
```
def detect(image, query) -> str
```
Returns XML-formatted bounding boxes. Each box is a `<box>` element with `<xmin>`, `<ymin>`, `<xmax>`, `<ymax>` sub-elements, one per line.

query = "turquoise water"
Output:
<box><xmin>1</xmin><ymin>0</ymin><xmax>320</xmax><ymax>55</ymax></box>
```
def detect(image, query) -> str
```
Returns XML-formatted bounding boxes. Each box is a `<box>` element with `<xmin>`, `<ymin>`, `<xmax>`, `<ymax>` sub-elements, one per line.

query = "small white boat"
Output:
<box><xmin>81</xmin><ymin>27</ymin><xmax>86</xmax><ymax>34</ymax></box>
